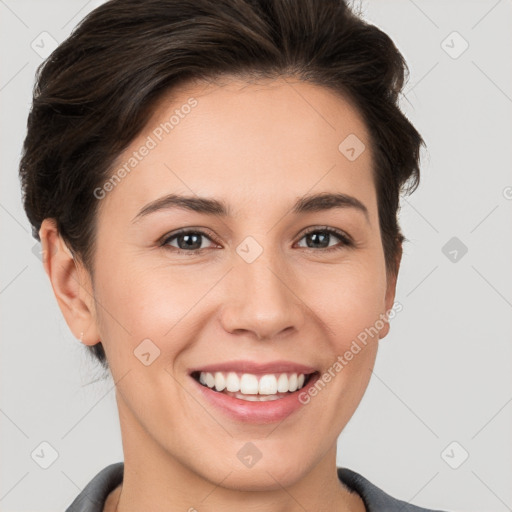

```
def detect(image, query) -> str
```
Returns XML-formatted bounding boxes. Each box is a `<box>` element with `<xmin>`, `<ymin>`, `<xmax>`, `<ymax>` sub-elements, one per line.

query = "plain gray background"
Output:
<box><xmin>1</xmin><ymin>1</ymin><xmax>511</xmax><ymax>511</ymax></box>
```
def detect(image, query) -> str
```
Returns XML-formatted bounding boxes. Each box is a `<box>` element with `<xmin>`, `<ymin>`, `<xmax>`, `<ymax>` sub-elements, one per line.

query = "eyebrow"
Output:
<box><xmin>132</xmin><ymin>192</ymin><xmax>369</xmax><ymax>223</ymax></box>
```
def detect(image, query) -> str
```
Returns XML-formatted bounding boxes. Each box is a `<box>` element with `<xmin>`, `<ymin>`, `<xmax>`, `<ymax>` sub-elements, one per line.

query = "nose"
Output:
<box><xmin>219</xmin><ymin>249</ymin><xmax>305</xmax><ymax>341</ymax></box>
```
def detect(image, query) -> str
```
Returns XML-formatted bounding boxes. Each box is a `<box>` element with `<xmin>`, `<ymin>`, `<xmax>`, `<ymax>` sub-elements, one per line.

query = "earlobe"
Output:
<box><xmin>38</xmin><ymin>218</ymin><xmax>100</xmax><ymax>347</ymax></box>
<box><xmin>380</xmin><ymin>241</ymin><xmax>403</xmax><ymax>340</ymax></box>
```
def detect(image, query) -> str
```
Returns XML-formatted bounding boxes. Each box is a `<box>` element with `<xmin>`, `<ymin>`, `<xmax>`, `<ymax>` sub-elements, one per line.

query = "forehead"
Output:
<box><xmin>97</xmin><ymin>77</ymin><xmax>376</xmax><ymax>223</ymax></box>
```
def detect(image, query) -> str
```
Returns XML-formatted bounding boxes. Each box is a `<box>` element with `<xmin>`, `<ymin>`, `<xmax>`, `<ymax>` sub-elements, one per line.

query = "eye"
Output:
<box><xmin>160</xmin><ymin>226</ymin><xmax>353</xmax><ymax>255</ymax></box>
<box><xmin>160</xmin><ymin>229</ymin><xmax>218</xmax><ymax>254</ymax></box>
<box><xmin>295</xmin><ymin>226</ymin><xmax>353</xmax><ymax>252</ymax></box>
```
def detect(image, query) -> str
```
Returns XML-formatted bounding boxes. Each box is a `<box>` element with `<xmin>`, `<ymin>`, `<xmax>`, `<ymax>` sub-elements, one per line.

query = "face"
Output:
<box><xmin>46</xmin><ymin>77</ymin><xmax>399</xmax><ymax>491</ymax></box>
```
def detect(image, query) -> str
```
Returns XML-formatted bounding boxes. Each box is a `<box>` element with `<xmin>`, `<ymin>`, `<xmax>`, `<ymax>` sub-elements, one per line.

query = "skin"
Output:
<box><xmin>40</xmin><ymin>77</ymin><xmax>401</xmax><ymax>512</ymax></box>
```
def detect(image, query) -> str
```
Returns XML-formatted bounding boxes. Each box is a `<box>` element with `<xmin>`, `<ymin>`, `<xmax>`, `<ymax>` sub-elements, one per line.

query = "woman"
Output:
<box><xmin>19</xmin><ymin>0</ymin><xmax>450</xmax><ymax>510</ymax></box>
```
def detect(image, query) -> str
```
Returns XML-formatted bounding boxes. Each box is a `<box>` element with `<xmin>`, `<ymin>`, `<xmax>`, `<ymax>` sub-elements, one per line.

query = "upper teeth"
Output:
<box><xmin>198</xmin><ymin>371</ymin><xmax>307</xmax><ymax>394</ymax></box>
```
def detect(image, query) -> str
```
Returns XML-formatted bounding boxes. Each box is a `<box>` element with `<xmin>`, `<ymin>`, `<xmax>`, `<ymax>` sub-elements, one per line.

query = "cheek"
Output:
<box><xmin>92</xmin><ymin>259</ymin><xmax>214</xmax><ymax>364</ymax></box>
<box><xmin>307</xmin><ymin>260</ymin><xmax>388</xmax><ymax>340</ymax></box>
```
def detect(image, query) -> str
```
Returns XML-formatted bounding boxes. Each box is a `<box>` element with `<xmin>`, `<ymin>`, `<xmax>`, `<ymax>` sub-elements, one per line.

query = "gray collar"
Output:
<box><xmin>65</xmin><ymin>462</ymin><xmax>447</xmax><ymax>512</ymax></box>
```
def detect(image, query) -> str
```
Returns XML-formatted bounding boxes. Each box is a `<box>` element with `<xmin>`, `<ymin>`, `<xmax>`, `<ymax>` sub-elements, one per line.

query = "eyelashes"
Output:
<box><xmin>160</xmin><ymin>228</ymin><xmax>219</xmax><ymax>254</ymax></box>
<box><xmin>159</xmin><ymin>226</ymin><xmax>354</xmax><ymax>255</ymax></box>
<box><xmin>297</xmin><ymin>226</ymin><xmax>353</xmax><ymax>251</ymax></box>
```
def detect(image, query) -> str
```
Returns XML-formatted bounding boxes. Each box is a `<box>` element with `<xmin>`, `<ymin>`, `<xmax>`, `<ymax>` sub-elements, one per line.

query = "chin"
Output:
<box><xmin>214</xmin><ymin>463</ymin><xmax>307</xmax><ymax>492</ymax></box>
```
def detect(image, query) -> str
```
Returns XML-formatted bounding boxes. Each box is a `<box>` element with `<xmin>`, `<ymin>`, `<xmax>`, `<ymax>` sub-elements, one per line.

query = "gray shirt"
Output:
<box><xmin>65</xmin><ymin>462</ymin><xmax>448</xmax><ymax>512</ymax></box>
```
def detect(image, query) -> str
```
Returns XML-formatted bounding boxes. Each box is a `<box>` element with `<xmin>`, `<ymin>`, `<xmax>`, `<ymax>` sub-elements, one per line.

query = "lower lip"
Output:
<box><xmin>191</xmin><ymin>373</ymin><xmax>320</xmax><ymax>424</ymax></box>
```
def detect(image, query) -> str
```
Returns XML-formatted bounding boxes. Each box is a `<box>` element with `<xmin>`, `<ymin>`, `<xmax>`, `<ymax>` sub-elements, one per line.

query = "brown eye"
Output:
<box><xmin>161</xmin><ymin>229</ymin><xmax>217</xmax><ymax>253</ymax></box>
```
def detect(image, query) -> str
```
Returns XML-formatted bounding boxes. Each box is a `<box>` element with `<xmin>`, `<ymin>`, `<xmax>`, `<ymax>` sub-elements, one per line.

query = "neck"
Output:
<box><xmin>110</xmin><ymin>398</ymin><xmax>365</xmax><ymax>512</ymax></box>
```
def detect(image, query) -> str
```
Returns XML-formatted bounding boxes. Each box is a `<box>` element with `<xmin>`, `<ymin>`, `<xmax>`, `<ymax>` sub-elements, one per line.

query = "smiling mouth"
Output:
<box><xmin>190</xmin><ymin>370</ymin><xmax>319</xmax><ymax>401</ymax></box>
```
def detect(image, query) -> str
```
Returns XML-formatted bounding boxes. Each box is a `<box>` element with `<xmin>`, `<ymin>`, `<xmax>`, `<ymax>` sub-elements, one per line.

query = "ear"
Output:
<box><xmin>379</xmin><ymin>241</ymin><xmax>402</xmax><ymax>339</ymax></box>
<box><xmin>38</xmin><ymin>218</ymin><xmax>100</xmax><ymax>347</ymax></box>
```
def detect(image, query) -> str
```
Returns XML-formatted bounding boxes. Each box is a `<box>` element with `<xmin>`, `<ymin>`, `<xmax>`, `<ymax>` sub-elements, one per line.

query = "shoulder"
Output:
<box><xmin>65</xmin><ymin>462</ymin><xmax>124</xmax><ymax>512</ymax></box>
<box><xmin>338</xmin><ymin>467</ymin><xmax>450</xmax><ymax>512</ymax></box>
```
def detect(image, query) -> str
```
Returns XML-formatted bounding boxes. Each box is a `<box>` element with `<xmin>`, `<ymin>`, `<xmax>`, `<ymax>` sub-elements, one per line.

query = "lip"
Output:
<box><xmin>190</xmin><ymin>371</ymin><xmax>321</xmax><ymax>424</ymax></box>
<box><xmin>188</xmin><ymin>359</ymin><xmax>318</xmax><ymax>376</ymax></box>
